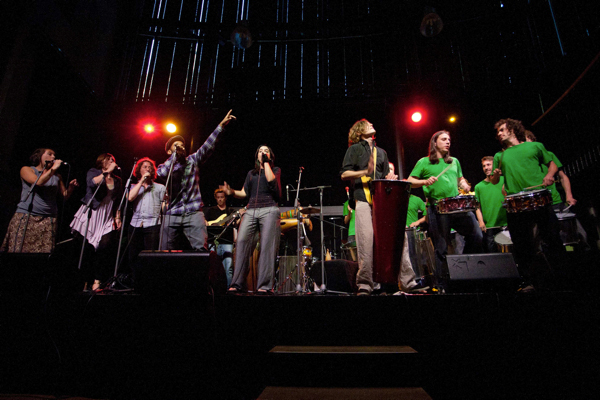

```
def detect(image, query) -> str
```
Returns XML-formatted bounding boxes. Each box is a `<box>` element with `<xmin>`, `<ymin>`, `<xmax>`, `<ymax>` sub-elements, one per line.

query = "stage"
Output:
<box><xmin>1</xmin><ymin>252</ymin><xmax>599</xmax><ymax>400</ymax></box>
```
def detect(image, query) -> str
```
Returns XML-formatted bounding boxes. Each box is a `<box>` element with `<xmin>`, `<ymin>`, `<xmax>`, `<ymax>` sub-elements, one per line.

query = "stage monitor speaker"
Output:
<box><xmin>133</xmin><ymin>251</ymin><xmax>211</xmax><ymax>296</ymax></box>
<box><xmin>309</xmin><ymin>259</ymin><xmax>358</xmax><ymax>293</ymax></box>
<box><xmin>443</xmin><ymin>253</ymin><xmax>520</xmax><ymax>293</ymax></box>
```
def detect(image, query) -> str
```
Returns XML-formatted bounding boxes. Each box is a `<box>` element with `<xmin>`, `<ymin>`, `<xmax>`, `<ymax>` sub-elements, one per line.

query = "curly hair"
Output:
<box><xmin>348</xmin><ymin>119</ymin><xmax>372</xmax><ymax>147</ymax></box>
<box><xmin>134</xmin><ymin>157</ymin><xmax>157</xmax><ymax>180</ymax></box>
<box><xmin>494</xmin><ymin>118</ymin><xmax>526</xmax><ymax>143</ymax></box>
<box><xmin>428</xmin><ymin>130</ymin><xmax>452</xmax><ymax>164</ymax></box>
<box><xmin>29</xmin><ymin>148</ymin><xmax>54</xmax><ymax>167</ymax></box>
<box><xmin>524</xmin><ymin>130</ymin><xmax>537</xmax><ymax>142</ymax></box>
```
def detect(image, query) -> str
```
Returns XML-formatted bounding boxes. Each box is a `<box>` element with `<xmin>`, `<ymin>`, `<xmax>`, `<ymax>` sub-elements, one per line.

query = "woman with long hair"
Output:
<box><xmin>2</xmin><ymin>148</ymin><xmax>78</xmax><ymax>253</ymax></box>
<box><xmin>220</xmin><ymin>145</ymin><xmax>281</xmax><ymax>295</ymax></box>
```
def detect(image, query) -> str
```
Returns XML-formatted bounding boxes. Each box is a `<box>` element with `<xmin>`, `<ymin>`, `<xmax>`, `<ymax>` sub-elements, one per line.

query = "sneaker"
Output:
<box><xmin>357</xmin><ymin>289</ymin><xmax>371</xmax><ymax>296</ymax></box>
<box><xmin>517</xmin><ymin>283</ymin><xmax>536</xmax><ymax>293</ymax></box>
<box><xmin>403</xmin><ymin>282</ymin><xmax>430</xmax><ymax>293</ymax></box>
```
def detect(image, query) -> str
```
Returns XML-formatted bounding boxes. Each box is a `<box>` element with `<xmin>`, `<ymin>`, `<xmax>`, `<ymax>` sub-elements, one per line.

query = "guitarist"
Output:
<box><xmin>205</xmin><ymin>188</ymin><xmax>241</xmax><ymax>286</ymax></box>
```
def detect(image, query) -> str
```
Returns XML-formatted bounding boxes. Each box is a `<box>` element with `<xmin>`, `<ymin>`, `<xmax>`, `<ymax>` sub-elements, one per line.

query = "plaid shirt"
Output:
<box><xmin>157</xmin><ymin>126</ymin><xmax>222</xmax><ymax>215</ymax></box>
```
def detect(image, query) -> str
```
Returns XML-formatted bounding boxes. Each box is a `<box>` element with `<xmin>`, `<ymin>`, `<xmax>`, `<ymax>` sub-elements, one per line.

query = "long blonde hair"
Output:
<box><xmin>348</xmin><ymin>119</ymin><xmax>371</xmax><ymax>147</ymax></box>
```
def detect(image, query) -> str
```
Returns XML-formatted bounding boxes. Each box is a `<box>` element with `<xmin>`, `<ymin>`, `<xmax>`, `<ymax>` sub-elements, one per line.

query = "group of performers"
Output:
<box><xmin>1</xmin><ymin>110</ymin><xmax>584</xmax><ymax>294</ymax></box>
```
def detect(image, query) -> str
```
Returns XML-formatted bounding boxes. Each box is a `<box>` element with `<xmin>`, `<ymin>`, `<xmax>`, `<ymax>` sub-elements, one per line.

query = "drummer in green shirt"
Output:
<box><xmin>474</xmin><ymin>156</ymin><xmax>507</xmax><ymax>253</ymax></box>
<box><xmin>406</xmin><ymin>195</ymin><xmax>427</xmax><ymax>228</ymax></box>
<box><xmin>491</xmin><ymin>118</ymin><xmax>565</xmax><ymax>291</ymax></box>
<box><xmin>407</xmin><ymin>130</ymin><xmax>483</xmax><ymax>291</ymax></box>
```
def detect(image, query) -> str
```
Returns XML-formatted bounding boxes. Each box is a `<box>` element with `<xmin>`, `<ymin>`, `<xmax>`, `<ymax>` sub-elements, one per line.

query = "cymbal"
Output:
<box><xmin>300</xmin><ymin>206</ymin><xmax>321</xmax><ymax>215</ymax></box>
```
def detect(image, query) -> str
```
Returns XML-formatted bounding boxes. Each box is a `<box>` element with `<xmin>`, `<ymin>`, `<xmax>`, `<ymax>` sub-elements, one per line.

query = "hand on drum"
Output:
<box><xmin>409</xmin><ymin>221</ymin><xmax>420</xmax><ymax>228</ymax></box>
<box><xmin>385</xmin><ymin>171</ymin><xmax>398</xmax><ymax>180</ymax></box>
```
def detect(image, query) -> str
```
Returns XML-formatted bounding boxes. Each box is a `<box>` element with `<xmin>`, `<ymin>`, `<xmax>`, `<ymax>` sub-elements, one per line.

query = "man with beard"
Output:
<box><xmin>157</xmin><ymin>110</ymin><xmax>236</xmax><ymax>250</ymax></box>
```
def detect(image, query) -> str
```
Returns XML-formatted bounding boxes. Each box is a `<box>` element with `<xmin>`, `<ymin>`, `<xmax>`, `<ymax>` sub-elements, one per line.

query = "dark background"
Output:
<box><xmin>1</xmin><ymin>0</ymin><xmax>599</xmax><ymax>244</ymax></box>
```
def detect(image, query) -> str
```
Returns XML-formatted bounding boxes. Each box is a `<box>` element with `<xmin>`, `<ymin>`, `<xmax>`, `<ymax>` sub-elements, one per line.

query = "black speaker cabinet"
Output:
<box><xmin>443</xmin><ymin>253</ymin><xmax>521</xmax><ymax>292</ymax></box>
<box><xmin>133</xmin><ymin>251</ymin><xmax>211</xmax><ymax>296</ymax></box>
<box><xmin>309</xmin><ymin>259</ymin><xmax>359</xmax><ymax>293</ymax></box>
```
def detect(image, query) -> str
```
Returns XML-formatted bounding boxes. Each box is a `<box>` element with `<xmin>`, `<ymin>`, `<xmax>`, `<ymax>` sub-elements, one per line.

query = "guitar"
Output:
<box><xmin>207</xmin><ymin>207</ymin><xmax>246</xmax><ymax>226</ymax></box>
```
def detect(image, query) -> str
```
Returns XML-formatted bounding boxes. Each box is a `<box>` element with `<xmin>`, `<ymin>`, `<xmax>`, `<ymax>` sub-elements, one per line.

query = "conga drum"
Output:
<box><xmin>372</xmin><ymin>179</ymin><xmax>411</xmax><ymax>285</ymax></box>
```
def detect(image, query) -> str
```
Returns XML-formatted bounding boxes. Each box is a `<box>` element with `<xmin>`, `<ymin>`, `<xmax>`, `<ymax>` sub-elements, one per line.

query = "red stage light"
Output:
<box><xmin>143</xmin><ymin>124</ymin><xmax>155</xmax><ymax>133</ymax></box>
<box><xmin>411</xmin><ymin>112</ymin><xmax>422</xmax><ymax>123</ymax></box>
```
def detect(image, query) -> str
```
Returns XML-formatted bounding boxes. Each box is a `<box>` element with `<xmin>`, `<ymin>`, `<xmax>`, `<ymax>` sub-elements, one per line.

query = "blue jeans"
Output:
<box><xmin>210</xmin><ymin>243</ymin><xmax>234</xmax><ymax>286</ymax></box>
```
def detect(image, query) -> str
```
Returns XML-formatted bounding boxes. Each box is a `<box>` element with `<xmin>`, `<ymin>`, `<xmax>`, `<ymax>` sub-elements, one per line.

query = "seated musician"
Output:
<box><xmin>406</xmin><ymin>130</ymin><xmax>483</xmax><ymax>291</ymax></box>
<box><xmin>341</xmin><ymin>119</ymin><xmax>428</xmax><ymax>295</ymax></box>
<box><xmin>491</xmin><ymin>118</ymin><xmax>565</xmax><ymax>291</ymax></box>
<box><xmin>205</xmin><ymin>188</ymin><xmax>244</xmax><ymax>286</ymax></box>
<box><xmin>475</xmin><ymin>156</ymin><xmax>508</xmax><ymax>253</ymax></box>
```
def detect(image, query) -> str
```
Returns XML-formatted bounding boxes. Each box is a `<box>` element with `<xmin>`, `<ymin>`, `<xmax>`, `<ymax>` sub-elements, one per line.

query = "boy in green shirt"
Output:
<box><xmin>475</xmin><ymin>156</ymin><xmax>508</xmax><ymax>253</ymax></box>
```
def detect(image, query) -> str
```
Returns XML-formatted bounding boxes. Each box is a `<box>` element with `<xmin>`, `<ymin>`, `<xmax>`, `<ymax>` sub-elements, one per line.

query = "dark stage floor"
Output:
<box><xmin>1</xmin><ymin>253</ymin><xmax>599</xmax><ymax>400</ymax></box>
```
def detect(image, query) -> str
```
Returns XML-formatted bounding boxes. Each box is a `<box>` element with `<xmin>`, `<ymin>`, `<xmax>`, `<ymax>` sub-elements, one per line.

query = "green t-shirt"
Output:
<box><xmin>409</xmin><ymin>157</ymin><xmax>462</xmax><ymax>203</ymax></box>
<box><xmin>541</xmin><ymin>151</ymin><xmax>563</xmax><ymax>205</ymax></box>
<box><xmin>493</xmin><ymin>142</ymin><xmax>553</xmax><ymax>195</ymax></box>
<box><xmin>343</xmin><ymin>200</ymin><xmax>356</xmax><ymax>237</ymax></box>
<box><xmin>474</xmin><ymin>177</ymin><xmax>507</xmax><ymax>228</ymax></box>
<box><xmin>406</xmin><ymin>195</ymin><xmax>427</xmax><ymax>227</ymax></box>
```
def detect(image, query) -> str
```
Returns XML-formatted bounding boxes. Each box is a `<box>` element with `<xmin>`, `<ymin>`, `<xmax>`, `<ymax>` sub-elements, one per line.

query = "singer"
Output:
<box><xmin>70</xmin><ymin>153</ymin><xmax>122</xmax><ymax>291</ymax></box>
<box><xmin>127</xmin><ymin>157</ymin><xmax>166</xmax><ymax>265</ymax></box>
<box><xmin>221</xmin><ymin>145</ymin><xmax>281</xmax><ymax>295</ymax></box>
<box><xmin>157</xmin><ymin>110</ymin><xmax>236</xmax><ymax>251</ymax></box>
<box><xmin>1</xmin><ymin>148</ymin><xmax>78</xmax><ymax>253</ymax></box>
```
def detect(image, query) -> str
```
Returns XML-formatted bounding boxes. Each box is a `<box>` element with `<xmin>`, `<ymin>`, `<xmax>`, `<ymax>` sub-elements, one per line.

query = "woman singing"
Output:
<box><xmin>221</xmin><ymin>145</ymin><xmax>281</xmax><ymax>295</ymax></box>
<box><xmin>127</xmin><ymin>157</ymin><xmax>165</xmax><ymax>264</ymax></box>
<box><xmin>1</xmin><ymin>148</ymin><xmax>78</xmax><ymax>253</ymax></box>
<box><xmin>70</xmin><ymin>153</ymin><xmax>122</xmax><ymax>291</ymax></box>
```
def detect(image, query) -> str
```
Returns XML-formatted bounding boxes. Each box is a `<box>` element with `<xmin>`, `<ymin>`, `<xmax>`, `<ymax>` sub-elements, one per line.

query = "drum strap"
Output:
<box><xmin>360</xmin><ymin>147</ymin><xmax>377</xmax><ymax>205</ymax></box>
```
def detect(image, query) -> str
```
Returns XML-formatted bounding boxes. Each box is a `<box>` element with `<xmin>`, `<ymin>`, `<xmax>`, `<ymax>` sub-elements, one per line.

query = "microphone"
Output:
<box><xmin>286</xmin><ymin>185</ymin><xmax>289</xmax><ymax>202</ymax></box>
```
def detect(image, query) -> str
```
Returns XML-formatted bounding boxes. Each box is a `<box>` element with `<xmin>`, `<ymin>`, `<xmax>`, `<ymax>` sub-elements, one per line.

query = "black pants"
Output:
<box><xmin>507</xmin><ymin>205</ymin><xmax>566</xmax><ymax>288</ymax></box>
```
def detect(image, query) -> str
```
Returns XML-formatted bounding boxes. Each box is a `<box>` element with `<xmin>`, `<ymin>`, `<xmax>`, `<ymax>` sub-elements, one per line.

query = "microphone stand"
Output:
<box><xmin>111</xmin><ymin>158</ymin><xmax>137</xmax><ymax>285</ymax></box>
<box><xmin>77</xmin><ymin>174</ymin><xmax>106</xmax><ymax>271</ymax></box>
<box><xmin>293</xmin><ymin>167</ymin><xmax>306</xmax><ymax>292</ymax></box>
<box><xmin>158</xmin><ymin>151</ymin><xmax>178</xmax><ymax>251</ymax></box>
<box><xmin>14</xmin><ymin>167</ymin><xmax>46</xmax><ymax>253</ymax></box>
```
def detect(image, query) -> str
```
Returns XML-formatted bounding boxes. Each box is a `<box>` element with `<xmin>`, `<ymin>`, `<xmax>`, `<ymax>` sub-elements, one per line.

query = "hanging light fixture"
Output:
<box><xmin>420</xmin><ymin>7</ymin><xmax>443</xmax><ymax>37</ymax></box>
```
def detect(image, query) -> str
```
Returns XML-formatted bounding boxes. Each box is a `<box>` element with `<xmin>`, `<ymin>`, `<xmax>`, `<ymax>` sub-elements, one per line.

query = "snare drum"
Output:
<box><xmin>494</xmin><ymin>229</ymin><xmax>513</xmax><ymax>253</ymax></box>
<box><xmin>436</xmin><ymin>195</ymin><xmax>479</xmax><ymax>214</ymax></box>
<box><xmin>503</xmin><ymin>189</ymin><xmax>552</xmax><ymax>213</ymax></box>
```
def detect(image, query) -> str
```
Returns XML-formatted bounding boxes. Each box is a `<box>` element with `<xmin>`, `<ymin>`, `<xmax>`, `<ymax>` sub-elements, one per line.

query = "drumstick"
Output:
<box><xmin>436</xmin><ymin>163</ymin><xmax>453</xmax><ymax>179</ymax></box>
<box><xmin>524</xmin><ymin>184</ymin><xmax>545</xmax><ymax>190</ymax></box>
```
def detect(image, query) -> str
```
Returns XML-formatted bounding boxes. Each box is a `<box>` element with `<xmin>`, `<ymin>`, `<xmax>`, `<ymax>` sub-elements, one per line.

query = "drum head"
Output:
<box><xmin>494</xmin><ymin>230</ymin><xmax>513</xmax><ymax>245</ymax></box>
